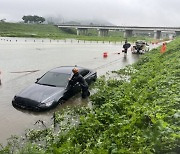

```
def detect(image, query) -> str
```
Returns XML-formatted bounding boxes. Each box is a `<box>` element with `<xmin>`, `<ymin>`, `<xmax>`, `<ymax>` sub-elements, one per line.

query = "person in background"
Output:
<box><xmin>122</xmin><ymin>40</ymin><xmax>131</xmax><ymax>56</ymax></box>
<box><xmin>160</xmin><ymin>42</ymin><xmax>167</xmax><ymax>54</ymax></box>
<box><xmin>69</xmin><ymin>67</ymin><xmax>90</xmax><ymax>99</ymax></box>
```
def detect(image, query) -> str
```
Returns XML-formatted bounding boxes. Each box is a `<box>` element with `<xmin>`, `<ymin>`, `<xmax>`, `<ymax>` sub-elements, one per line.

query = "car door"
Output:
<box><xmin>68</xmin><ymin>69</ymin><xmax>90</xmax><ymax>94</ymax></box>
<box><xmin>79</xmin><ymin>69</ymin><xmax>91</xmax><ymax>84</ymax></box>
<box><xmin>63</xmin><ymin>72</ymin><xmax>83</xmax><ymax>99</ymax></box>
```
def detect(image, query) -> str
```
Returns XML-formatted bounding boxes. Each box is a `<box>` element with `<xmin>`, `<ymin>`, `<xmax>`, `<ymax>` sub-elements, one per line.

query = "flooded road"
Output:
<box><xmin>0</xmin><ymin>37</ymin><xmax>158</xmax><ymax>144</ymax></box>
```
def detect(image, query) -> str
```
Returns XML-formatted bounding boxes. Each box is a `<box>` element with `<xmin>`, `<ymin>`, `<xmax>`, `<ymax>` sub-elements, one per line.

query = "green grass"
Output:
<box><xmin>0</xmin><ymin>22</ymin><xmax>156</xmax><ymax>42</ymax></box>
<box><xmin>0</xmin><ymin>22</ymin><xmax>73</xmax><ymax>38</ymax></box>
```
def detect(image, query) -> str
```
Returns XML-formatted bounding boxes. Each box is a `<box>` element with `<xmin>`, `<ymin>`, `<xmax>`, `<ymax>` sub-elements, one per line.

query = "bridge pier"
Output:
<box><xmin>154</xmin><ymin>30</ymin><xmax>161</xmax><ymax>39</ymax></box>
<box><xmin>57</xmin><ymin>25</ymin><xmax>180</xmax><ymax>38</ymax></box>
<box><xmin>124</xmin><ymin>30</ymin><xmax>133</xmax><ymax>38</ymax></box>
<box><xmin>98</xmin><ymin>29</ymin><xmax>109</xmax><ymax>37</ymax></box>
<box><xmin>77</xmin><ymin>28</ymin><xmax>88</xmax><ymax>35</ymax></box>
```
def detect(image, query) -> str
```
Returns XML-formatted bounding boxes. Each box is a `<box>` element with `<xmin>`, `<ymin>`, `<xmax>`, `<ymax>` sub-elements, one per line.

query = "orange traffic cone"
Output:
<box><xmin>103</xmin><ymin>52</ymin><xmax>108</xmax><ymax>58</ymax></box>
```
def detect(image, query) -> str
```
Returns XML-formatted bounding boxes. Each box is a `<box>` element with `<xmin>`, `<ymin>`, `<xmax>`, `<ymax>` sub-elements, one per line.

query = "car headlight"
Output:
<box><xmin>45</xmin><ymin>100</ymin><xmax>54</xmax><ymax>107</ymax></box>
<box><xmin>39</xmin><ymin>100</ymin><xmax>54</xmax><ymax>107</ymax></box>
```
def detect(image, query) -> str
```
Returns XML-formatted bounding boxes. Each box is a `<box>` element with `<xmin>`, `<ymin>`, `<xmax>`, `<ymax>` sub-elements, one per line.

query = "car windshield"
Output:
<box><xmin>37</xmin><ymin>72</ymin><xmax>71</xmax><ymax>87</ymax></box>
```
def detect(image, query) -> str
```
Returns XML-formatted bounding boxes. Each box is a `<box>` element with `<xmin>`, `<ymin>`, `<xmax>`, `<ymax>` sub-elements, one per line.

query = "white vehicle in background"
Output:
<box><xmin>132</xmin><ymin>40</ymin><xmax>150</xmax><ymax>54</ymax></box>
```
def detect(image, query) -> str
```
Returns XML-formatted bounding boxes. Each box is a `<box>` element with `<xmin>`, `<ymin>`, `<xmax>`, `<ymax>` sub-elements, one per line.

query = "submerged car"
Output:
<box><xmin>12</xmin><ymin>66</ymin><xmax>97</xmax><ymax>111</ymax></box>
<box><xmin>132</xmin><ymin>40</ymin><xmax>149</xmax><ymax>54</ymax></box>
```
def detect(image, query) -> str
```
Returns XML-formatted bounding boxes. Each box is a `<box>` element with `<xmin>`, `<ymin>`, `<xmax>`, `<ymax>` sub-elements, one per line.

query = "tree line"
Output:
<box><xmin>22</xmin><ymin>15</ymin><xmax>45</xmax><ymax>23</ymax></box>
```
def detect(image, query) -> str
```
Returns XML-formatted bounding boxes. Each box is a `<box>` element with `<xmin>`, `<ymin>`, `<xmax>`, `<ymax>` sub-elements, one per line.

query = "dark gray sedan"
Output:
<box><xmin>12</xmin><ymin>66</ymin><xmax>97</xmax><ymax>111</ymax></box>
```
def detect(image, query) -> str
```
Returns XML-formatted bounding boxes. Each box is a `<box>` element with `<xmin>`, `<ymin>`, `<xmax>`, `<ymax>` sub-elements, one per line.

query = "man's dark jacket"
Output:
<box><xmin>69</xmin><ymin>72</ymin><xmax>88</xmax><ymax>89</ymax></box>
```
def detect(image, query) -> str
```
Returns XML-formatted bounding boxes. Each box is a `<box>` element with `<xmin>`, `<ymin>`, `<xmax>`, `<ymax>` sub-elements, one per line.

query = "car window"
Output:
<box><xmin>79</xmin><ymin>70</ymin><xmax>90</xmax><ymax>77</ymax></box>
<box><xmin>37</xmin><ymin>72</ymin><xmax>71</xmax><ymax>87</ymax></box>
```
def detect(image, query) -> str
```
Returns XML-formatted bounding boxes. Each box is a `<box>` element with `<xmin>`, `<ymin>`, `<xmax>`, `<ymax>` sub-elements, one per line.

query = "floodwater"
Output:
<box><xmin>0</xmin><ymin>37</ymin><xmax>158</xmax><ymax>145</ymax></box>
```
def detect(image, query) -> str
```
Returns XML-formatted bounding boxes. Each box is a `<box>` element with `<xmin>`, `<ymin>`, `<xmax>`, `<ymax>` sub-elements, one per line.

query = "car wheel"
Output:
<box><xmin>58</xmin><ymin>99</ymin><xmax>66</xmax><ymax>104</ymax></box>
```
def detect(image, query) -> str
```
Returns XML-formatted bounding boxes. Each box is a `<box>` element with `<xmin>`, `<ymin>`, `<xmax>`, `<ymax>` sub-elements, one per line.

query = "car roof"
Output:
<box><xmin>49</xmin><ymin>66</ymin><xmax>87</xmax><ymax>74</ymax></box>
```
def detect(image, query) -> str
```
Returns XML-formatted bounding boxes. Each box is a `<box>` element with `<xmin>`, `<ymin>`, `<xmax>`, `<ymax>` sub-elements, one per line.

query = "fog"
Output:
<box><xmin>1</xmin><ymin>0</ymin><xmax>180</xmax><ymax>26</ymax></box>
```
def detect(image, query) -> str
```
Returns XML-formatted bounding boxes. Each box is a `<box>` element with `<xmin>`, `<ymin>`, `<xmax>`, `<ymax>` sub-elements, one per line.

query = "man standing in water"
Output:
<box><xmin>122</xmin><ymin>40</ymin><xmax>131</xmax><ymax>56</ymax></box>
<box><xmin>69</xmin><ymin>67</ymin><xmax>90</xmax><ymax>99</ymax></box>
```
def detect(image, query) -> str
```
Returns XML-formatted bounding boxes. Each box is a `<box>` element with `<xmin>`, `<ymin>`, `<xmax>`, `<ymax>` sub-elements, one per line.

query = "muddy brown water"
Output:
<box><xmin>0</xmin><ymin>37</ymin><xmax>159</xmax><ymax>145</ymax></box>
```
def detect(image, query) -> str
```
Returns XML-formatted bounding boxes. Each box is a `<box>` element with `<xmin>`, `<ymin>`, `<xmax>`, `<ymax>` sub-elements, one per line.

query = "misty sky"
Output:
<box><xmin>1</xmin><ymin>0</ymin><xmax>180</xmax><ymax>26</ymax></box>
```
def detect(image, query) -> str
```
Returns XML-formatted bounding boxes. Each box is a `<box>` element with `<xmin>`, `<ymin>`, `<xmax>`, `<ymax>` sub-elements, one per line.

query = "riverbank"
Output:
<box><xmin>1</xmin><ymin>38</ymin><xmax>179</xmax><ymax>153</ymax></box>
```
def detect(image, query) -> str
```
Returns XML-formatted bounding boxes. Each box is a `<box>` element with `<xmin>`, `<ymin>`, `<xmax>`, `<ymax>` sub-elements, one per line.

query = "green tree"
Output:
<box><xmin>22</xmin><ymin>15</ymin><xmax>45</xmax><ymax>23</ymax></box>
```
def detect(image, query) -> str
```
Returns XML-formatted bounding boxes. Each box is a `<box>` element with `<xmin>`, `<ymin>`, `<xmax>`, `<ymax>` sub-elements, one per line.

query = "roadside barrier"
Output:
<box><xmin>0</xmin><ymin>38</ymin><xmax>123</xmax><ymax>45</ymax></box>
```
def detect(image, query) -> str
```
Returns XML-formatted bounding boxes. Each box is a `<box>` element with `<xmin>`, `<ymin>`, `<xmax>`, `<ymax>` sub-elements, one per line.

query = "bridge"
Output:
<box><xmin>56</xmin><ymin>24</ymin><xmax>180</xmax><ymax>39</ymax></box>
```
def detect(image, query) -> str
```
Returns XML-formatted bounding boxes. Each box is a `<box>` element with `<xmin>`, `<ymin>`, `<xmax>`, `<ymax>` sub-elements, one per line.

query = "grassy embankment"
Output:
<box><xmin>0</xmin><ymin>38</ymin><xmax>179</xmax><ymax>153</ymax></box>
<box><xmin>0</xmin><ymin>22</ymin><xmax>157</xmax><ymax>42</ymax></box>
